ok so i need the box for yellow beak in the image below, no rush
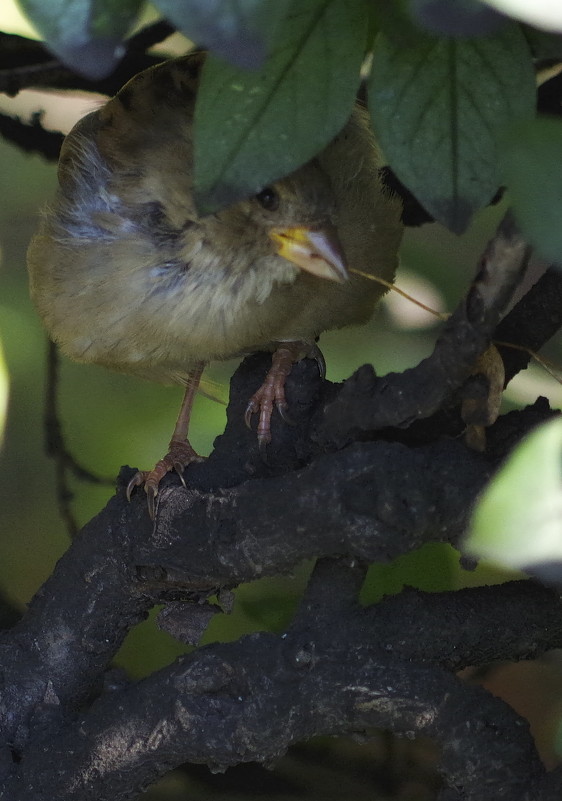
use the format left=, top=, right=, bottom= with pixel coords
left=269, top=224, right=348, bottom=283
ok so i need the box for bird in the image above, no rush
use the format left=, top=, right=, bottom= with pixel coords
left=27, top=51, right=403, bottom=518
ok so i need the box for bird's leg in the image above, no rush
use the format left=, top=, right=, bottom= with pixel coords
left=126, top=362, right=205, bottom=518
left=245, top=341, right=324, bottom=457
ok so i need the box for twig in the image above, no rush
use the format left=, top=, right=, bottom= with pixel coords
left=44, top=339, right=113, bottom=536
left=0, top=23, right=175, bottom=97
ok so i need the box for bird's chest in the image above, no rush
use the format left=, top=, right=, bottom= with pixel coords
left=138, top=260, right=300, bottom=366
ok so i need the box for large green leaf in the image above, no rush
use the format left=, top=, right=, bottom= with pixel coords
left=193, top=0, right=368, bottom=213
left=466, top=417, right=562, bottom=573
left=501, top=117, right=562, bottom=264
left=17, top=0, right=143, bottom=78
left=153, top=0, right=291, bottom=69
left=524, top=27, right=562, bottom=58
left=368, top=24, right=535, bottom=232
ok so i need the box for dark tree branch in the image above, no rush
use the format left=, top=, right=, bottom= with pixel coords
left=495, top=265, right=562, bottom=383
left=0, top=23, right=176, bottom=97
left=0, top=323, right=558, bottom=795
left=0, top=392, right=559, bottom=798
left=7, top=580, right=562, bottom=800
left=316, top=211, right=532, bottom=448
left=290, top=555, right=369, bottom=631
left=537, top=766, right=562, bottom=801
left=0, top=110, right=63, bottom=160
left=0, top=430, right=489, bottom=742
left=0, top=24, right=179, bottom=164
left=0, top=215, right=559, bottom=796
left=3, top=644, right=545, bottom=801
left=0, top=355, right=560, bottom=797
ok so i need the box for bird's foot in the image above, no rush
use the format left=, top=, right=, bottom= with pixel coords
left=245, top=342, right=324, bottom=458
left=126, top=440, right=203, bottom=519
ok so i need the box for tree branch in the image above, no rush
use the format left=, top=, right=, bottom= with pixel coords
left=0, top=247, right=558, bottom=792
left=0, top=23, right=175, bottom=97
left=495, top=265, right=562, bottom=383
left=3, top=612, right=550, bottom=801
left=316, top=211, right=532, bottom=447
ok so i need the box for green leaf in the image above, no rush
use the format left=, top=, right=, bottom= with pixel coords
left=466, top=418, right=562, bottom=571
left=193, top=0, right=368, bottom=213
left=523, top=26, right=562, bottom=59
left=368, top=24, right=535, bottom=233
left=153, top=0, right=291, bottom=69
left=368, top=0, right=420, bottom=47
left=501, top=117, right=562, bottom=265
left=16, top=0, right=143, bottom=78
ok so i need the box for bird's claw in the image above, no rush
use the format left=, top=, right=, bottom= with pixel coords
left=245, top=398, right=295, bottom=431
left=126, top=441, right=202, bottom=519
left=173, top=461, right=188, bottom=488
left=245, top=343, right=323, bottom=456
left=126, top=470, right=160, bottom=520
left=145, top=482, right=158, bottom=521
left=244, top=400, right=258, bottom=431
left=276, top=401, right=295, bottom=426
left=311, top=344, right=326, bottom=380
left=244, top=347, right=299, bottom=457
left=126, top=470, right=147, bottom=503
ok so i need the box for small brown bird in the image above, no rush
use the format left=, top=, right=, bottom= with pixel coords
left=28, top=52, right=403, bottom=516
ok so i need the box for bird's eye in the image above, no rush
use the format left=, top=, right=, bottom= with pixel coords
left=255, top=186, right=279, bottom=211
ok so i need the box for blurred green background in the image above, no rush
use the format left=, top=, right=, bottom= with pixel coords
left=2, top=4, right=562, bottom=791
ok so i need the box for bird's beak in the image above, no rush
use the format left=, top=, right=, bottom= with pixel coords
left=269, top=224, right=348, bottom=283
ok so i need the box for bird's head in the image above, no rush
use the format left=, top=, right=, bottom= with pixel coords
left=204, top=158, right=349, bottom=285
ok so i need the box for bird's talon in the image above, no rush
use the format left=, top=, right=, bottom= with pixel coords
left=276, top=402, right=295, bottom=426
left=126, top=471, right=145, bottom=502
left=173, top=462, right=187, bottom=488
left=313, top=348, right=326, bottom=379
left=245, top=403, right=257, bottom=430
left=146, top=485, right=158, bottom=521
